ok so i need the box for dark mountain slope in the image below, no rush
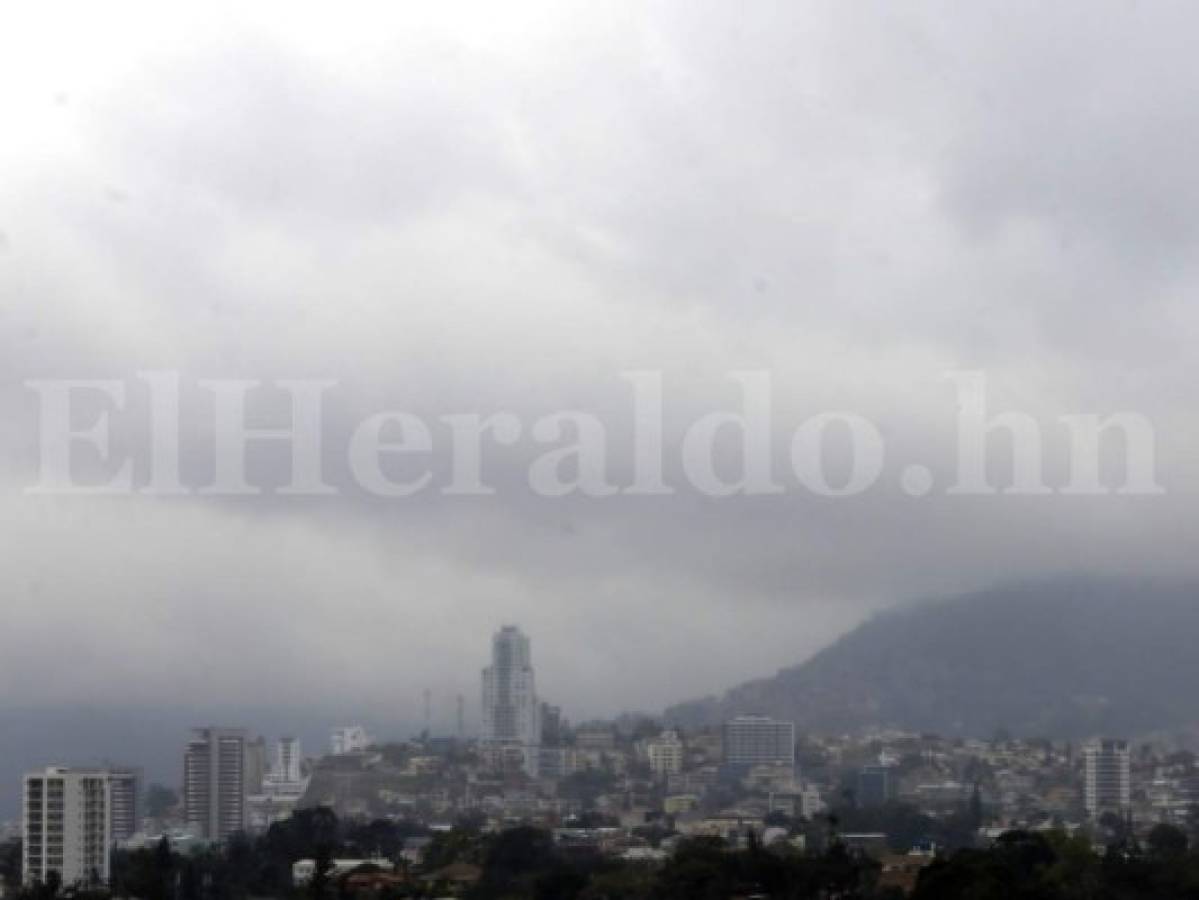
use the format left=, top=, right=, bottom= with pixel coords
left=665, top=578, right=1199, bottom=738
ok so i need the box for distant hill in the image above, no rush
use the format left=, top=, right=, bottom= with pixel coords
left=665, top=578, right=1199, bottom=738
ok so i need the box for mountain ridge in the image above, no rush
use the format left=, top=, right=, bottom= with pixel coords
left=664, top=576, right=1199, bottom=738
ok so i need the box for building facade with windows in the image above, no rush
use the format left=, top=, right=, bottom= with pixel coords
left=722, top=716, right=795, bottom=768
left=482, top=626, right=540, bottom=776
left=275, top=737, right=302, bottom=784
left=647, top=730, right=685, bottom=777
left=107, top=767, right=140, bottom=843
left=1084, top=739, right=1131, bottom=816
left=184, top=727, right=248, bottom=840
left=23, top=767, right=113, bottom=888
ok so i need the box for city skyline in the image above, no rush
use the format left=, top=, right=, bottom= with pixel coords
left=3, top=2, right=1199, bottom=896
left=3, top=618, right=1190, bottom=897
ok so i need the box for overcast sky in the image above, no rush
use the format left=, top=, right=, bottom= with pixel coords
left=2, top=1, right=1198, bottom=726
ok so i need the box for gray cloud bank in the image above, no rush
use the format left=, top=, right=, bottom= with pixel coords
left=1, top=1, right=1198, bottom=722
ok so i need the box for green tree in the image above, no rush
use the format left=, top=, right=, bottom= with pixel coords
left=1146, top=822, right=1188, bottom=860
left=310, top=843, right=334, bottom=900
left=577, top=866, right=654, bottom=900
left=653, top=837, right=732, bottom=900
left=113, top=836, right=176, bottom=900
left=422, top=827, right=483, bottom=871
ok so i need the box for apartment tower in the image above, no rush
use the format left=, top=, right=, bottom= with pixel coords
left=23, top=767, right=113, bottom=888
left=183, top=727, right=248, bottom=840
left=1084, top=739, right=1131, bottom=817
left=481, top=625, right=540, bottom=776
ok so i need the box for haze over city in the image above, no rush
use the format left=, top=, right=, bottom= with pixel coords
left=3, top=2, right=1199, bottom=898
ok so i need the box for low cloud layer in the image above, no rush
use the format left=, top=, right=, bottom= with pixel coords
left=2, top=1, right=1198, bottom=723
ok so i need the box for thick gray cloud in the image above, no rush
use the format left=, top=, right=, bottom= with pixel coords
left=1, top=0, right=1198, bottom=725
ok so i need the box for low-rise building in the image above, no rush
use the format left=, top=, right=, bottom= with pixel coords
left=647, top=730, right=684, bottom=777
left=331, top=726, right=372, bottom=756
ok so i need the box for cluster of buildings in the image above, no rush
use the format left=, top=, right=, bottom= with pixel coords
left=184, top=728, right=312, bottom=839
left=18, top=729, right=318, bottom=888
left=14, top=625, right=1195, bottom=892
left=300, top=628, right=1173, bottom=846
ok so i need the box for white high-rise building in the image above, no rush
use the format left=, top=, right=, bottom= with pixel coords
left=482, top=625, right=540, bottom=776
left=261, top=736, right=307, bottom=804
left=1084, top=739, right=1131, bottom=817
left=331, top=726, right=372, bottom=755
left=275, top=737, right=302, bottom=783
left=23, top=768, right=113, bottom=888
left=184, top=727, right=247, bottom=840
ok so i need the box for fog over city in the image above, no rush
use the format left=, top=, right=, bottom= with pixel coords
left=4, top=0, right=1199, bottom=724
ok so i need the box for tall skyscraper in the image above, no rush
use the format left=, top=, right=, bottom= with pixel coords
left=183, top=727, right=247, bottom=840
left=482, top=625, right=540, bottom=776
left=1084, top=739, right=1131, bottom=817
left=23, top=767, right=113, bottom=888
left=723, top=716, right=796, bottom=768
